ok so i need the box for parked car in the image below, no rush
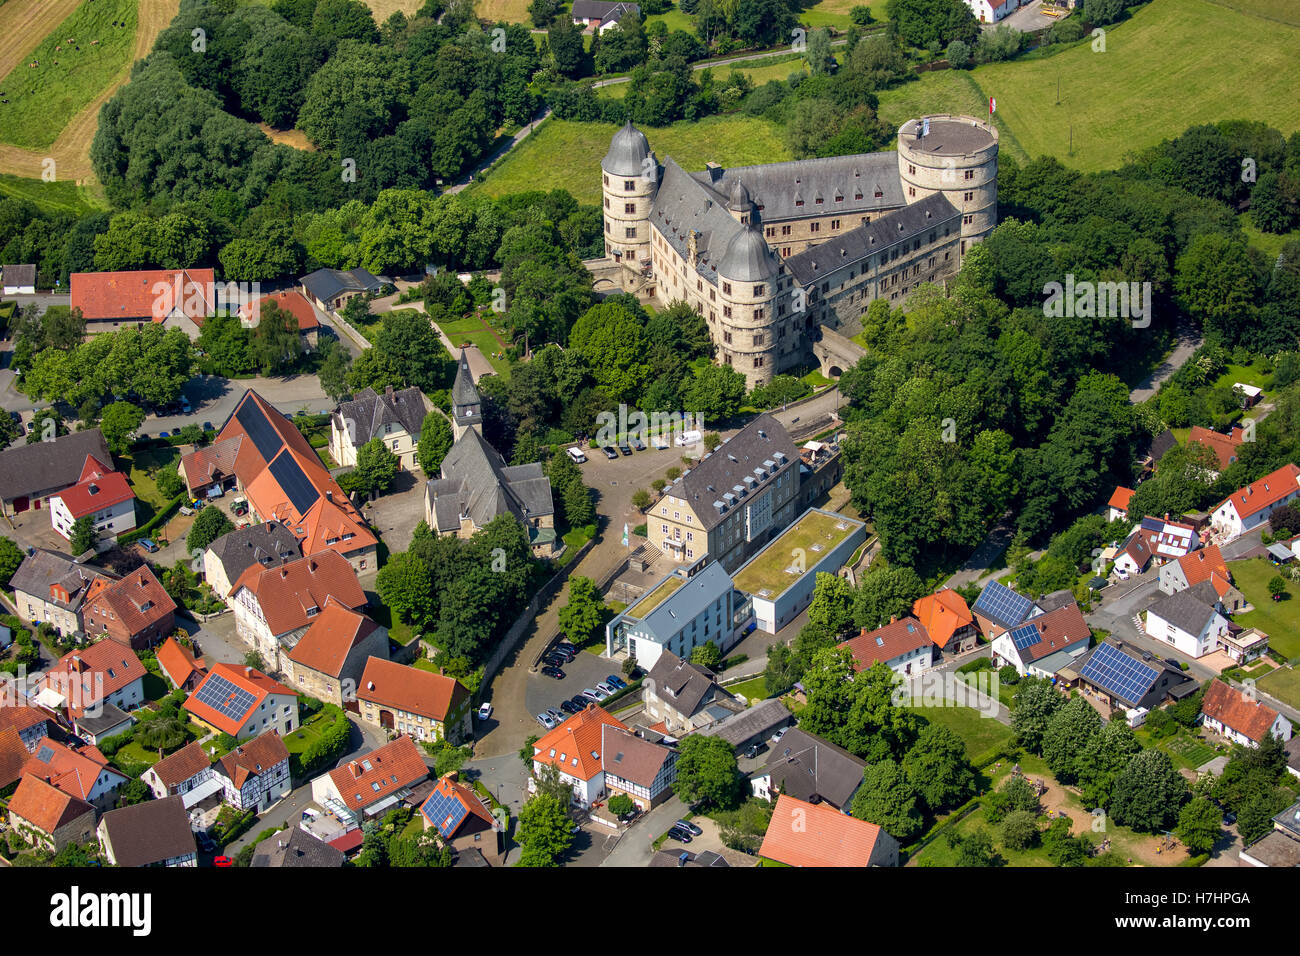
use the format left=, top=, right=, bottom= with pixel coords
left=559, top=699, right=582, bottom=716
left=604, top=675, right=627, bottom=690
left=202, top=421, right=214, bottom=432
left=536, top=712, right=558, bottom=730
left=595, top=681, right=617, bottom=696
left=630, top=436, right=646, bottom=451
left=139, top=539, right=159, bottom=554
left=601, top=446, right=619, bottom=460
left=158, top=431, right=170, bottom=439
left=744, top=742, right=765, bottom=760
left=580, top=688, right=603, bottom=703
left=652, top=434, right=670, bottom=449
left=179, top=398, right=191, bottom=413
left=546, top=707, right=566, bottom=724
left=196, top=832, right=216, bottom=853
left=769, top=727, right=789, bottom=746
left=541, top=666, right=566, bottom=680
left=556, top=640, right=576, bottom=653
left=213, top=856, right=233, bottom=868
left=477, top=702, right=493, bottom=721
left=566, top=447, right=587, bottom=464
left=675, top=819, right=703, bottom=836
left=667, top=826, right=693, bottom=844
left=618, top=442, right=632, bottom=456
left=569, top=695, right=591, bottom=711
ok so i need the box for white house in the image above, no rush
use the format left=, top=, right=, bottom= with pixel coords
left=329, top=385, right=430, bottom=472
left=1212, top=463, right=1300, bottom=541
left=963, top=0, right=1023, bottom=23
left=989, top=602, right=1091, bottom=679
left=1, top=264, right=36, bottom=295
left=605, top=560, right=743, bottom=671
left=1200, top=680, right=1292, bottom=748
left=1112, top=529, right=1152, bottom=578
left=531, top=705, right=627, bottom=808
left=1143, top=581, right=1231, bottom=659
left=213, top=732, right=292, bottom=812
left=48, top=456, right=136, bottom=547
left=841, top=616, right=936, bottom=679
left=141, top=741, right=220, bottom=807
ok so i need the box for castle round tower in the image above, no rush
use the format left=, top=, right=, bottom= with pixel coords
left=601, top=121, right=658, bottom=284
left=896, top=114, right=998, bottom=254
left=715, top=220, right=782, bottom=389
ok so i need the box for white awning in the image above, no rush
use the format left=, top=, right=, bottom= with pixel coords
left=363, top=794, right=401, bottom=817
left=181, top=776, right=225, bottom=809
left=35, top=687, right=66, bottom=709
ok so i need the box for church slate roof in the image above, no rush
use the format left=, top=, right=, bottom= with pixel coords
left=426, top=430, right=553, bottom=533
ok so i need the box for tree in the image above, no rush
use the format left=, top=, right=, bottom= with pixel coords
left=1041, top=696, right=1103, bottom=784
left=156, top=468, right=187, bottom=500
left=557, top=576, right=608, bottom=646
left=1174, top=233, right=1259, bottom=346
left=516, top=791, right=574, bottom=866
left=1109, top=748, right=1189, bottom=832
left=945, top=828, right=998, bottom=867
left=317, top=338, right=353, bottom=403
left=376, top=551, right=435, bottom=628
left=608, top=793, right=635, bottom=817
left=114, top=779, right=154, bottom=809
left=631, top=488, right=652, bottom=511
left=0, top=536, right=24, bottom=588
left=1176, top=796, right=1223, bottom=856
left=850, top=758, right=923, bottom=842
left=1078, top=718, right=1142, bottom=808
left=417, top=411, right=454, bottom=475
left=1268, top=575, right=1288, bottom=601
left=807, top=572, right=855, bottom=638
left=352, top=437, right=401, bottom=497
left=901, top=724, right=975, bottom=813
left=99, top=401, right=146, bottom=455
left=684, top=364, right=747, bottom=424
left=1000, top=809, right=1040, bottom=851
left=673, top=734, right=744, bottom=811
left=187, top=507, right=234, bottom=554
left=562, top=479, right=595, bottom=529
left=690, top=640, right=722, bottom=671
left=1010, top=677, right=1062, bottom=753
left=69, top=517, right=97, bottom=556
left=569, top=302, right=649, bottom=404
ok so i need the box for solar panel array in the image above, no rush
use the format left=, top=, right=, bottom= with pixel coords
left=422, top=788, right=468, bottom=838
left=268, top=453, right=320, bottom=516
left=1079, top=643, right=1157, bottom=705
left=236, top=399, right=285, bottom=463
left=972, top=581, right=1033, bottom=630
left=1009, top=622, right=1043, bottom=651
left=194, top=672, right=257, bottom=723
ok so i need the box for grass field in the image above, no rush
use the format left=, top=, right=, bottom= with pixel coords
left=875, top=69, right=993, bottom=143
left=1240, top=216, right=1300, bottom=258
left=0, top=171, right=102, bottom=214
left=435, top=312, right=511, bottom=376
left=473, top=115, right=791, bottom=205
left=910, top=704, right=1014, bottom=763
left=1202, top=0, right=1300, bottom=25
left=645, top=6, right=694, bottom=33
left=477, top=0, right=530, bottom=22
left=796, top=0, right=888, bottom=30
left=0, top=0, right=139, bottom=151
left=1227, top=557, right=1300, bottom=660
left=1257, top=666, right=1300, bottom=710
left=969, top=0, right=1300, bottom=173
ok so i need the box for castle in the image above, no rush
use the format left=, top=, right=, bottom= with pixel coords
left=598, top=114, right=999, bottom=387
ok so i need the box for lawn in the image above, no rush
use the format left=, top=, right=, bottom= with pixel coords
left=370, top=600, right=416, bottom=646
left=967, top=0, right=1300, bottom=174
left=282, top=711, right=330, bottom=757
left=910, top=704, right=1014, bottom=764
left=727, top=675, right=768, bottom=702
left=1227, top=557, right=1300, bottom=660
left=1258, top=666, right=1300, bottom=710
left=0, top=172, right=103, bottom=216
left=1239, top=216, right=1300, bottom=259
left=434, top=311, right=511, bottom=377
left=1211, top=360, right=1273, bottom=394
left=120, top=446, right=182, bottom=526
left=472, top=115, right=791, bottom=206
left=874, top=69, right=995, bottom=149
left=644, top=5, right=694, bottom=33
left=1203, top=0, right=1300, bottom=24
left=627, top=574, right=684, bottom=617
left=796, top=0, right=888, bottom=30
left=0, top=0, right=139, bottom=150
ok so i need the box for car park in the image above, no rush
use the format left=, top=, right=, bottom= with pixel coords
left=675, top=819, right=703, bottom=836
left=477, top=702, right=493, bottom=721
left=618, top=442, right=632, bottom=456
left=580, top=688, right=603, bottom=702
left=601, top=446, right=619, bottom=460
left=536, top=712, right=558, bottom=730
left=541, top=665, right=566, bottom=680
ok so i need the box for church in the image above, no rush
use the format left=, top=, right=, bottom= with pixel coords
left=595, top=114, right=999, bottom=387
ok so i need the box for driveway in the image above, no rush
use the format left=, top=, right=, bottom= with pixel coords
left=362, top=470, right=428, bottom=555
left=600, top=795, right=687, bottom=867
left=987, top=0, right=1063, bottom=33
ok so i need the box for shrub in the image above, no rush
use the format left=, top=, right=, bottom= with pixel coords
left=1001, top=809, right=1041, bottom=850
left=958, top=657, right=995, bottom=674
left=998, top=664, right=1021, bottom=685
left=608, top=794, right=635, bottom=817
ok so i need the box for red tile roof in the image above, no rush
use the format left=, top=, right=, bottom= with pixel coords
left=234, top=550, right=366, bottom=638
left=1012, top=603, right=1092, bottom=663
left=287, top=599, right=379, bottom=678
left=1201, top=679, right=1281, bottom=744
left=840, top=617, right=933, bottom=671
left=327, top=736, right=428, bottom=813
left=41, top=640, right=149, bottom=718
left=148, top=740, right=213, bottom=789
left=0, top=704, right=53, bottom=738
left=328, top=828, right=365, bottom=853
left=179, top=436, right=243, bottom=490
left=532, top=705, right=627, bottom=783
left=0, top=726, right=27, bottom=789
left=1176, top=545, right=1229, bottom=589
left=70, top=269, right=216, bottom=322
left=1108, top=486, right=1135, bottom=512
left=759, top=793, right=888, bottom=867
left=82, top=565, right=177, bottom=643
left=238, top=290, right=320, bottom=331
left=1188, top=426, right=1245, bottom=470
left=355, top=658, right=468, bottom=723
left=155, top=636, right=205, bottom=689
left=420, top=773, right=497, bottom=839
left=217, top=731, right=290, bottom=789
left=24, top=736, right=124, bottom=801
left=7, top=773, right=94, bottom=835
left=185, top=663, right=296, bottom=737
left=1218, top=463, right=1300, bottom=521
left=912, top=589, right=973, bottom=650
left=54, top=456, right=134, bottom=520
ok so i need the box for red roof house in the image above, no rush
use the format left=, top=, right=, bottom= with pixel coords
left=70, top=269, right=216, bottom=324
left=759, top=793, right=899, bottom=867
left=81, top=565, right=177, bottom=650
left=912, top=589, right=975, bottom=652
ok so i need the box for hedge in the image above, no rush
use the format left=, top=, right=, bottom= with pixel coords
left=213, top=806, right=257, bottom=848
left=119, top=492, right=188, bottom=545
left=290, top=705, right=351, bottom=781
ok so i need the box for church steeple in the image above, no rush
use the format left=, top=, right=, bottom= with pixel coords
left=451, top=349, right=481, bottom=440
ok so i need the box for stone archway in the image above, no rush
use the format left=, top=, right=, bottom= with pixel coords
left=828, top=365, right=843, bottom=378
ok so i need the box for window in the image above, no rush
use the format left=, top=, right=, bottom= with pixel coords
left=625, top=202, right=636, bottom=214
left=831, top=219, right=840, bottom=230
left=810, top=222, right=820, bottom=233
left=723, top=306, right=732, bottom=318
left=625, top=227, right=637, bottom=238
left=722, top=282, right=731, bottom=294
left=603, top=197, right=609, bottom=208
left=908, top=186, right=916, bottom=198
left=754, top=356, right=765, bottom=368
left=963, top=192, right=973, bottom=202
left=765, top=227, right=775, bottom=237
left=907, top=164, right=915, bottom=175
left=781, top=225, right=791, bottom=236
left=964, top=169, right=974, bottom=180
left=795, top=199, right=804, bottom=207
left=723, top=331, right=732, bottom=344
left=854, top=192, right=863, bottom=200
left=624, top=180, right=635, bottom=190
left=753, top=284, right=765, bottom=296
left=753, top=333, right=765, bottom=346
left=603, top=175, right=609, bottom=186
left=963, top=215, right=974, bottom=225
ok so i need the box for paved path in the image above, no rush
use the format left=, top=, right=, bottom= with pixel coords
left=1129, top=330, right=1202, bottom=404
left=599, top=795, right=687, bottom=867
left=446, top=108, right=552, bottom=195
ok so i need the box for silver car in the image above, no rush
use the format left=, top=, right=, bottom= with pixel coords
left=536, top=712, right=558, bottom=730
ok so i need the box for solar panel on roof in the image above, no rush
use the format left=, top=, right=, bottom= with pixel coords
left=235, top=398, right=285, bottom=463
left=422, top=789, right=468, bottom=838
left=268, top=452, right=320, bottom=516
left=194, top=672, right=257, bottom=723
left=1009, top=622, right=1042, bottom=651
left=972, top=581, right=1033, bottom=630
left=1079, top=643, right=1158, bottom=706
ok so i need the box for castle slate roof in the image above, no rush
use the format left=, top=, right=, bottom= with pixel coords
left=602, top=120, right=653, bottom=177
left=426, top=429, right=553, bottom=533
left=718, top=223, right=781, bottom=282
left=696, top=150, right=903, bottom=224
left=784, top=192, right=960, bottom=286
left=334, top=386, right=428, bottom=447
left=652, top=156, right=752, bottom=289
left=665, top=413, right=797, bottom=531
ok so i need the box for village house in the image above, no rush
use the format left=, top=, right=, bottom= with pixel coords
left=1144, top=580, right=1232, bottom=659
left=532, top=704, right=628, bottom=808
left=751, top=727, right=866, bottom=811
left=69, top=268, right=217, bottom=335
left=0, top=727, right=27, bottom=792
left=8, top=549, right=109, bottom=639
left=310, top=735, right=428, bottom=824
left=97, top=795, right=197, bottom=868
left=80, top=564, right=177, bottom=650
left=251, top=826, right=346, bottom=867
left=285, top=599, right=388, bottom=707
left=1, top=263, right=36, bottom=294
left=913, top=588, right=978, bottom=657
left=1075, top=640, right=1200, bottom=721
left=0, top=428, right=113, bottom=520
left=0, top=705, right=57, bottom=753
left=1107, top=486, right=1135, bottom=522
left=330, top=385, right=430, bottom=472
left=1112, top=528, right=1153, bottom=578
left=696, top=698, right=795, bottom=754
left=419, top=772, right=506, bottom=866
left=237, top=289, right=322, bottom=348
left=155, top=635, right=208, bottom=692
left=991, top=602, right=1092, bottom=679
left=354, top=657, right=472, bottom=745
left=299, top=266, right=384, bottom=313
left=571, top=0, right=639, bottom=32
left=641, top=651, right=743, bottom=735
left=1212, top=463, right=1300, bottom=541
left=5, top=774, right=96, bottom=853
left=1240, top=800, right=1300, bottom=867
left=601, top=724, right=678, bottom=812
left=34, top=639, right=148, bottom=721
left=759, top=793, right=900, bottom=867
left=141, top=740, right=220, bottom=807
left=970, top=579, right=1038, bottom=642
left=1199, top=680, right=1292, bottom=748
left=184, top=663, right=299, bottom=741
left=203, top=521, right=302, bottom=600
left=212, top=731, right=292, bottom=812
left=70, top=702, right=135, bottom=745
left=48, top=455, right=136, bottom=547
left=1188, top=425, right=1246, bottom=474
left=230, top=549, right=367, bottom=672
left=23, top=737, right=128, bottom=811
left=841, top=616, right=936, bottom=678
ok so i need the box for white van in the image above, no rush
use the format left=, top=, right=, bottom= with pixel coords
left=566, top=446, right=588, bottom=464
left=675, top=430, right=702, bottom=446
